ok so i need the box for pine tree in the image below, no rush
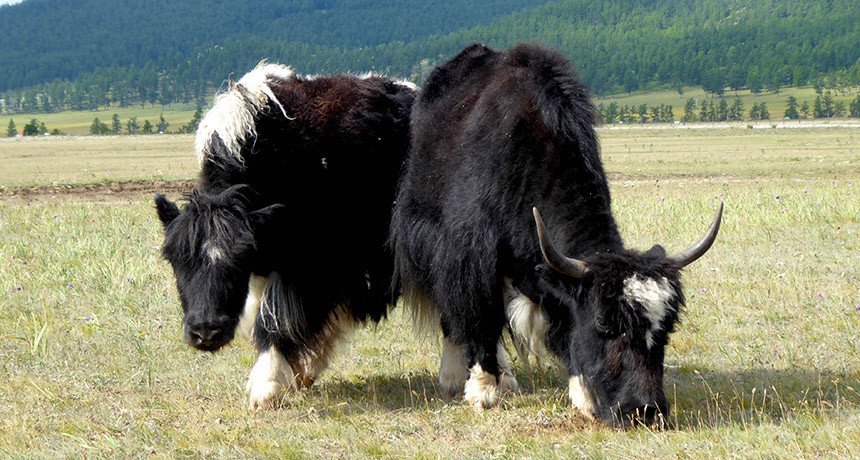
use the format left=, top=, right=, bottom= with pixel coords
left=749, top=103, right=760, bottom=121
left=157, top=114, right=169, bottom=134
left=729, top=97, right=744, bottom=121
left=22, top=118, right=46, bottom=136
left=717, top=99, right=728, bottom=121
left=637, top=104, right=648, bottom=123
left=759, top=103, right=770, bottom=120
left=822, top=91, right=834, bottom=118
left=126, top=116, right=140, bottom=134
left=783, top=96, right=799, bottom=119
left=833, top=101, right=846, bottom=118
left=90, top=117, right=103, bottom=135
left=683, top=98, right=696, bottom=122
left=6, top=118, right=16, bottom=137
left=850, top=96, right=860, bottom=118
left=698, top=99, right=709, bottom=122
left=184, top=106, right=203, bottom=132
left=605, top=102, right=618, bottom=124
left=800, top=100, right=810, bottom=119
left=813, top=95, right=824, bottom=118
left=111, top=114, right=122, bottom=135
left=142, top=119, right=154, bottom=134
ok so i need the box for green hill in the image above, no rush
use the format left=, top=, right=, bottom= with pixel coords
left=0, top=0, right=857, bottom=114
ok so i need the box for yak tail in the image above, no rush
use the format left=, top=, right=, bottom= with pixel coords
left=194, top=61, right=295, bottom=167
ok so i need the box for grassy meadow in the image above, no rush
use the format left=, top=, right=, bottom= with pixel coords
left=0, top=127, right=858, bottom=457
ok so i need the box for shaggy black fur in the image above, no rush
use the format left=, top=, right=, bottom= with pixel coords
left=391, top=43, right=715, bottom=426
left=156, top=72, right=414, bottom=375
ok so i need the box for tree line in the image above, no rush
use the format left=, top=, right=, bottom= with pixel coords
left=5, top=108, right=203, bottom=137
left=0, top=0, right=857, bottom=115
left=597, top=93, right=860, bottom=124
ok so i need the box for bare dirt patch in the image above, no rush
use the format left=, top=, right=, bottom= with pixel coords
left=0, top=180, right=195, bottom=204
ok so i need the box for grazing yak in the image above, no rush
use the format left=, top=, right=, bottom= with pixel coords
left=154, top=63, right=416, bottom=409
left=390, top=43, right=721, bottom=426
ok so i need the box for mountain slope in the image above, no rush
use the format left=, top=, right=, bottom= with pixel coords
left=0, top=0, right=857, bottom=111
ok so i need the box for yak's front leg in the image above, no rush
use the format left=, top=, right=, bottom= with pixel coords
left=245, top=345, right=296, bottom=410
left=462, top=340, right=519, bottom=409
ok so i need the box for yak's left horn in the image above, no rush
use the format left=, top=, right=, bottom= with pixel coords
left=533, top=207, right=589, bottom=278
left=669, top=202, right=723, bottom=268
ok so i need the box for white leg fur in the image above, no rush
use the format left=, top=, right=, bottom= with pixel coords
left=463, top=343, right=519, bottom=409
left=236, top=274, right=267, bottom=340
left=439, top=338, right=469, bottom=396
left=568, top=374, right=597, bottom=419
left=246, top=346, right=295, bottom=410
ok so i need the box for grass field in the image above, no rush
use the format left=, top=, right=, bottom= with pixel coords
left=0, top=128, right=858, bottom=457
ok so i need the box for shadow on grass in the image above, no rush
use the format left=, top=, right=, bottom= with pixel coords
left=305, top=364, right=858, bottom=430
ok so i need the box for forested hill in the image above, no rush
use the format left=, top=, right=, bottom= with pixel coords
left=1, top=0, right=858, bottom=113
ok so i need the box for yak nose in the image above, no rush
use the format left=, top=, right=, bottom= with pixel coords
left=616, top=399, right=670, bottom=429
left=185, top=319, right=233, bottom=351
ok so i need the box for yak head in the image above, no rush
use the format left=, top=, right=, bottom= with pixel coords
left=154, top=185, right=280, bottom=352
left=532, top=204, right=722, bottom=428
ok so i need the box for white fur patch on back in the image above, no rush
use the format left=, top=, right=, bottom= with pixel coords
left=568, top=374, right=596, bottom=419
left=236, top=274, right=267, bottom=340
left=622, top=275, right=676, bottom=348
left=504, top=279, right=549, bottom=358
left=394, top=79, right=419, bottom=91
left=246, top=346, right=295, bottom=410
left=195, top=61, right=294, bottom=166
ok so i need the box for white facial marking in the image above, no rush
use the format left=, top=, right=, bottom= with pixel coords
left=504, top=279, right=549, bottom=358
left=236, top=274, right=266, bottom=340
left=438, top=338, right=469, bottom=397
left=568, top=374, right=597, bottom=419
left=202, top=239, right=225, bottom=263
left=246, top=346, right=295, bottom=410
left=195, top=61, right=294, bottom=166
left=622, top=275, right=676, bottom=349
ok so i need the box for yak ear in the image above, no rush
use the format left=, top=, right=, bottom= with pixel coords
left=154, top=194, right=180, bottom=226
left=645, top=244, right=666, bottom=258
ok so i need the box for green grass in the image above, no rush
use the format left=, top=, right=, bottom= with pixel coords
left=0, top=135, right=197, bottom=188
left=0, top=129, right=858, bottom=457
left=0, top=102, right=202, bottom=136
left=598, top=86, right=859, bottom=121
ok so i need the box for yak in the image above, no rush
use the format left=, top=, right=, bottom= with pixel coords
left=155, top=63, right=415, bottom=409
left=390, top=43, right=721, bottom=427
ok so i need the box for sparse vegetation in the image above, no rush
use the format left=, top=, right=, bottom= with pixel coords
left=0, top=128, right=857, bottom=457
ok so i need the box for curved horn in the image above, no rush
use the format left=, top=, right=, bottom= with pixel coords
left=669, top=202, right=724, bottom=268
left=533, top=207, right=588, bottom=278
